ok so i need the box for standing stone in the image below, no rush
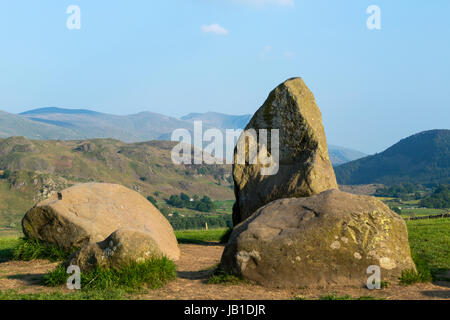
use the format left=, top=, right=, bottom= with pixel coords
left=232, top=77, right=338, bottom=225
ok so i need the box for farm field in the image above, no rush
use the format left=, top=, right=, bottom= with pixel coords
left=401, top=208, right=448, bottom=217
left=406, top=219, right=450, bottom=281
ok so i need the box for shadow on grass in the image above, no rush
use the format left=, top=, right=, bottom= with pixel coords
left=0, top=238, right=25, bottom=263
left=176, top=238, right=224, bottom=246
left=0, top=249, right=15, bottom=263
left=6, top=273, right=47, bottom=286
left=432, top=268, right=450, bottom=284
left=421, top=289, right=450, bottom=299
left=177, top=270, right=213, bottom=281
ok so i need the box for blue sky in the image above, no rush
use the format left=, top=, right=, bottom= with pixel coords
left=0, top=0, right=449, bottom=154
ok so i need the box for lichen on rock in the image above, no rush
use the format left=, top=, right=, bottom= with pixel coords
left=220, top=189, right=416, bottom=288
left=232, top=77, right=338, bottom=225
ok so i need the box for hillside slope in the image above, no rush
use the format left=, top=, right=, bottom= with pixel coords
left=0, top=137, right=233, bottom=232
left=335, top=130, right=450, bottom=186
left=0, top=110, right=80, bottom=140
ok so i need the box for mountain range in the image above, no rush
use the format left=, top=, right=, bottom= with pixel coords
left=0, top=107, right=366, bottom=165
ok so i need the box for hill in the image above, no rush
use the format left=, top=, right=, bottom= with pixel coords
left=335, top=130, right=450, bottom=186
left=0, top=137, right=233, bottom=233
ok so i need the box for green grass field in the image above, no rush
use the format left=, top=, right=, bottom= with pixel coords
left=0, top=237, right=24, bottom=261
left=401, top=208, right=448, bottom=217
left=0, top=289, right=130, bottom=300
left=214, top=200, right=234, bottom=214
left=406, top=218, right=450, bottom=280
left=174, top=228, right=229, bottom=244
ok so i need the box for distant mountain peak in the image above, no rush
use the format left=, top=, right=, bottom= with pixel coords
left=180, top=112, right=252, bottom=130
left=20, top=107, right=102, bottom=116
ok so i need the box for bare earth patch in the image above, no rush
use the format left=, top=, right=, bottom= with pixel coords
left=1, top=244, right=449, bottom=300
left=0, top=259, right=60, bottom=294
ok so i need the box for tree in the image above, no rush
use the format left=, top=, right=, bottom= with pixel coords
left=180, top=193, right=190, bottom=202
left=391, top=207, right=402, bottom=214
left=166, top=195, right=184, bottom=208
left=146, top=195, right=158, bottom=208
left=420, top=185, right=450, bottom=209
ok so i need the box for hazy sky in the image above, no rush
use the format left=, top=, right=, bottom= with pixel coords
left=0, top=0, right=449, bottom=154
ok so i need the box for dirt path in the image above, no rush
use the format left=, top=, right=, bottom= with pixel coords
left=0, top=259, right=59, bottom=294
left=141, top=244, right=295, bottom=300
left=0, top=244, right=449, bottom=300
left=141, top=244, right=450, bottom=300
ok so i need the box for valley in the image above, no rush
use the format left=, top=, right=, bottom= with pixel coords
left=0, top=136, right=234, bottom=237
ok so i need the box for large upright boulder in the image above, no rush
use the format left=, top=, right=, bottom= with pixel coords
left=22, top=183, right=180, bottom=261
left=232, top=77, right=338, bottom=225
left=220, top=189, right=416, bottom=288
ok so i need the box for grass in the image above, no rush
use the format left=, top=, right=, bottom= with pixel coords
left=13, top=238, right=76, bottom=262
left=175, top=228, right=229, bottom=244
left=319, top=294, right=382, bottom=300
left=207, top=268, right=248, bottom=285
left=0, top=288, right=129, bottom=300
left=401, top=208, right=448, bottom=217
left=405, top=218, right=450, bottom=282
left=214, top=200, right=234, bottom=214
left=400, top=268, right=432, bottom=285
left=0, top=180, right=34, bottom=237
left=44, top=257, right=177, bottom=291
left=0, top=237, right=24, bottom=261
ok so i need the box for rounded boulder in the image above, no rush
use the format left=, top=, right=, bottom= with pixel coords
left=22, top=183, right=180, bottom=261
left=220, top=189, right=416, bottom=288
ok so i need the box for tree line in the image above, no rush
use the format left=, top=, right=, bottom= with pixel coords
left=164, top=193, right=216, bottom=212
left=420, top=185, right=449, bottom=209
